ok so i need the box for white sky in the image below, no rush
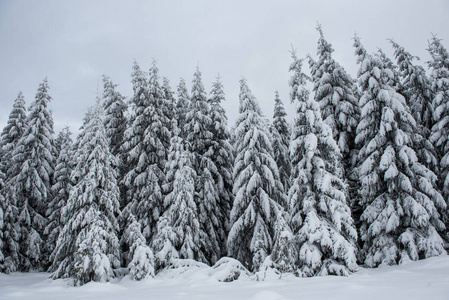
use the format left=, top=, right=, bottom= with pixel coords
left=1, top=0, right=448, bottom=135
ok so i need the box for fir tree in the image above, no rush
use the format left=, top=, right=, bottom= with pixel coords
left=309, top=25, right=359, bottom=158
left=184, top=67, right=223, bottom=264
left=428, top=36, right=449, bottom=225
left=354, top=36, right=446, bottom=267
left=162, top=77, right=176, bottom=133
left=151, top=215, right=178, bottom=270
left=227, top=78, right=284, bottom=271
left=208, top=76, right=234, bottom=255
left=390, top=40, right=438, bottom=172
left=121, top=214, right=155, bottom=280
left=122, top=61, right=167, bottom=242
left=51, top=103, right=121, bottom=286
left=271, top=91, right=291, bottom=195
left=157, top=129, right=205, bottom=263
left=288, top=51, right=357, bottom=276
left=45, top=126, right=73, bottom=268
left=152, top=123, right=183, bottom=269
left=0, top=92, right=27, bottom=179
left=176, top=78, right=190, bottom=139
left=376, top=48, right=401, bottom=91
left=12, top=78, right=56, bottom=271
left=0, top=92, right=26, bottom=272
left=0, top=168, right=5, bottom=269
left=102, top=75, right=128, bottom=159
left=271, top=211, right=298, bottom=273
left=121, top=60, right=148, bottom=211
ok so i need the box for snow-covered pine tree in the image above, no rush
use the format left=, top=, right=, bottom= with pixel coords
left=227, top=78, right=285, bottom=272
left=45, top=126, right=73, bottom=268
left=121, top=60, right=148, bottom=212
left=354, top=36, right=446, bottom=267
left=151, top=215, right=178, bottom=270
left=271, top=211, right=298, bottom=273
left=152, top=122, right=183, bottom=269
left=50, top=102, right=121, bottom=286
left=147, top=64, right=171, bottom=169
left=390, top=40, right=438, bottom=173
left=11, top=78, right=56, bottom=271
left=176, top=78, right=190, bottom=139
left=0, top=167, right=5, bottom=269
left=158, top=130, right=205, bottom=262
left=0, top=170, right=19, bottom=273
left=310, top=25, right=359, bottom=159
left=208, top=76, right=234, bottom=255
left=376, top=48, right=402, bottom=91
left=288, top=50, right=357, bottom=276
left=389, top=40, right=447, bottom=245
left=0, top=92, right=27, bottom=179
left=122, top=60, right=167, bottom=242
left=184, top=67, right=223, bottom=264
left=271, top=91, right=291, bottom=195
left=121, top=214, right=155, bottom=280
left=102, top=75, right=128, bottom=159
left=162, top=77, right=176, bottom=133
left=0, top=92, right=26, bottom=272
left=428, top=36, right=449, bottom=229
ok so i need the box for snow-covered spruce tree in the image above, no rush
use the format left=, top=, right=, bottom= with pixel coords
left=50, top=102, right=121, bottom=286
left=354, top=36, right=446, bottom=267
left=309, top=26, right=359, bottom=159
left=159, top=132, right=205, bottom=263
left=271, top=211, right=298, bottom=273
left=428, top=36, right=449, bottom=223
left=11, top=78, right=56, bottom=271
left=151, top=215, right=178, bottom=270
left=390, top=40, right=438, bottom=173
left=227, top=78, right=285, bottom=272
left=176, top=78, right=190, bottom=139
left=121, top=214, right=155, bottom=280
left=390, top=40, right=446, bottom=242
left=271, top=91, right=291, bottom=195
left=0, top=170, right=19, bottom=273
left=376, top=48, right=402, bottom=91
left=184, top=67, right=223, bottom=264
left=162, top=77, right=176, bottom=133
left=0, top=92, right=27, bottom=179
left=0, top=167, right=5, bottom=269
left=121, top=60, right=148, bottom=211
left=208, top=76, right=234, bottom=253
left=122, top=61, right=167, bottom=242
left=45, top=126, right=73, bottom=268
left=152, top=122, right=183, bottom=269
left=102, top=75, right=128, bottom=159
left=0, top=92, right=26, bottom=272
left=288, top=51, right=357, bottom=277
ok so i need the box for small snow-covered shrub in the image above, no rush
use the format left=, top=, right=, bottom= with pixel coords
left=209, top=257, right=251, bottom=282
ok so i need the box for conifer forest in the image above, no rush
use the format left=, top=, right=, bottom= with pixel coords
left=1, top=24, right=449, bottom=291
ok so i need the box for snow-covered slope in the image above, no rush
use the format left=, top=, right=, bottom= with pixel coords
left=0, top=255, right=448, bottom=300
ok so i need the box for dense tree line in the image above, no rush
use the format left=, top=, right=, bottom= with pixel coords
left=0, top=29, right=448, bottom=285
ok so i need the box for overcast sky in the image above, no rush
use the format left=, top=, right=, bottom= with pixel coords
left=1, top=0, right=448, bottom=135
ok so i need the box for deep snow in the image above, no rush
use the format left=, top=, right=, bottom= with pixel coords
left=0, top=255, right=448, bottom=300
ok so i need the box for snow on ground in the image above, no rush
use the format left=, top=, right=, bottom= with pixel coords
left=1, top=255, right=448, bottom=300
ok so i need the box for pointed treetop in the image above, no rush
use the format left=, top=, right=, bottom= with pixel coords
left=353, top=34, right=368, bottom=64
left=315, top=22, right=323, bottom=37
left=238, top=78, right=261, bottom=114
left=289, top=52, right=310, bottom=105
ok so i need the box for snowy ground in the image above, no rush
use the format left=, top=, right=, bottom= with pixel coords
left=1, top=256, right=448, bottom=300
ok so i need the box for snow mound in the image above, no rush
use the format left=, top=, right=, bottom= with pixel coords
left=158, top=258, right=251, bottom=282
left=209, top=257, right=251, bottom=282
left=158, top=258, right=209, bottom=280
